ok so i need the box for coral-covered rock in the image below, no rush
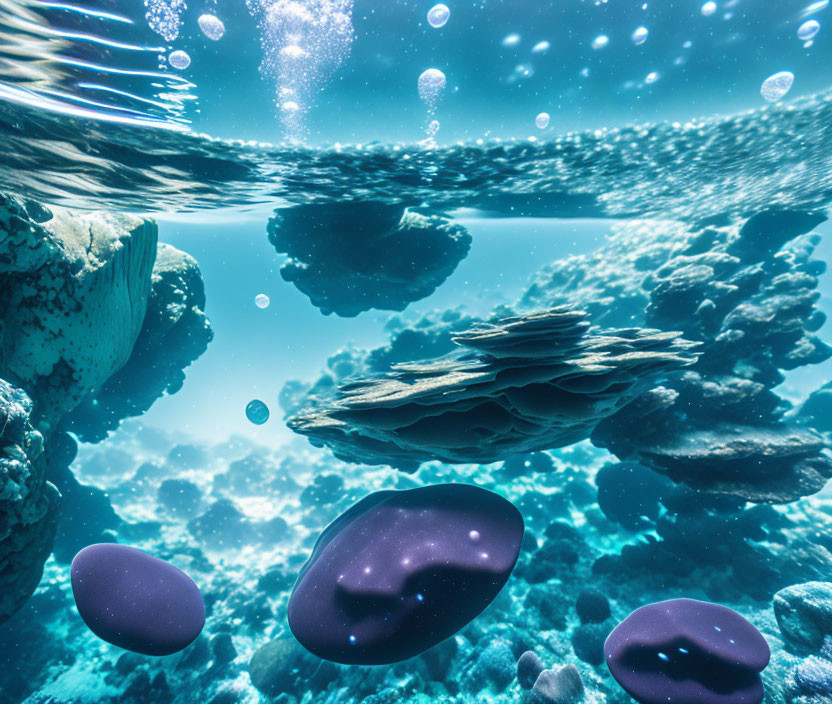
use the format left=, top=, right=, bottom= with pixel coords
left=0, top=194, right=157, bottom=425
left=288, top=308, right=697, bottom=469
left=0, top=379, right=59, bottom=622
left=288, top=483, right=523, bottom=664
left=65, top=243, right=212, bottom=442
left=774, top=582, right=832, bottom=655
left=268, top=202, right=471, bottom=317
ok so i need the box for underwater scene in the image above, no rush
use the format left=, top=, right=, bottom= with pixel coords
left=3, top=0, right=832, bottom=703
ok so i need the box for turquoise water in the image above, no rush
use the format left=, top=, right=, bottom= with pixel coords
left=2, top=2, right=832, bottom=704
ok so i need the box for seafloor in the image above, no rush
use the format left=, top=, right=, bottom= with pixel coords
left=2, top=90, right=832, bottom=704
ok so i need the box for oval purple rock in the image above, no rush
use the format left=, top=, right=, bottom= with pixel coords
left=288, top=483, right=524, bottom=665
left=71, top=543, right=205, bottom=656
left=604, top=598, right=770, bottom=704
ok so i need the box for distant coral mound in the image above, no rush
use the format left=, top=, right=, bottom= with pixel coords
left=268, top=202, right=471, bottom=317
left=287, top=307, right=698, bottom=469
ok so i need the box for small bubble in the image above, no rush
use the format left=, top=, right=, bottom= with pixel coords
left=645, top=71, right=660, bottom=84
left=701, top=1, right=717, bottom=16
left=592, top=34, right=609, bottom=50
left=531, top=40, right=550, bottom=53
left=427, top=4, right=450, bottom=28
left=245, top=400, right=270, bottom=425
left=197, top=13, right=225, bottom=40
left=535, top=112, right=550, bottom=129
left=255, top=294, right=270, bottom=309
left=798, top=19, right=820, bottom=40
left=502, top=33, right=521, bottom=47
left=469, top=530, right=481, bottom=542
left=631, top=26, right=649, bottom=45
left=168, top=49, right=191, bottom=70
left=760, top=71, right=794, bottom=102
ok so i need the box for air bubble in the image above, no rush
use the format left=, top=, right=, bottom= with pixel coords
left=427, top=4, right=449, bottom=28
left=701, top=2, right=717, bottom=16
left=198, top=13, right=225, bottom=40
left=418, top=68, right=446, bottom=108
left=535, top=112, right=550, bottom=129
left=760, top=71, right=794, bottom=102
left=798, top=19, right=820, bottom=40
left=592, top=34, right=609, bottom=50
left=168, top=50, right=191, bottom=69
left=631, top=26, right=648, bottom=45
left=255, top=294, right=270, bottom=309
left=245, top=400, right=270, bottom=425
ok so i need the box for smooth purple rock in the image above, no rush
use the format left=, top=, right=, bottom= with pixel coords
left=604, top=598, right=770, bottom=704
left=288, top=483, right=524, bottom=665
left=71, top=543, right=205, bottom=656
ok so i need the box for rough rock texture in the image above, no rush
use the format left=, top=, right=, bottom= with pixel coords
left=784, top=636, right=832, bottom=704
left=0, top=379, right=59, bottom=622
left=0, top=194, right=157, bottom=425
left=288, top=308, right=698, bottom=469
left=529, top=665, right=585, bottom=704
left=774, top=582, right=832, bottom=655
left=268, top=202, right=471, bottom=317
left=65, top=243, right=212, bottom=442
left=522, top=210, right=832, bottom=503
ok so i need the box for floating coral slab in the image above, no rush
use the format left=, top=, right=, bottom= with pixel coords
left=288, top=307, right=698, bottom=469
left=288, top=483, right=523, bottom=664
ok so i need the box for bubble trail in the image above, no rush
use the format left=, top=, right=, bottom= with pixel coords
left=761, top=71, right=794, bottom=102
left=427, top=4, right=449, bottom=28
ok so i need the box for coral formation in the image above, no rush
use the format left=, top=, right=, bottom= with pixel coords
left=288, top=484, right=523, bottom=664
left=288, top=307, right=698, bottom=469
left=268, top=202, right=471, bottom=317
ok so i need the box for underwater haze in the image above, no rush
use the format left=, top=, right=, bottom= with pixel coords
left=2, top=2, right=832, bottom=704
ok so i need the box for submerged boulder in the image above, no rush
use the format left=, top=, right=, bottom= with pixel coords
left=268, top=202, right=471, bottom=317
left=288, top=483, right=523, bottom=664
left=604, top=598, right=770, bottom=704
left=65, top=243, right=213, bottom=442
left=774, top=582, right=832, bottom=655
left=287, top=308, right=698, bottom=469
left=0, top=194, right=157, bottom=425
left=0, top=379, right=59, bottom=622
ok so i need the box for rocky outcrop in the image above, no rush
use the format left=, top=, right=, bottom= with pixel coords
left=0, top=195, right=157, bottom=426
left=0, top=379, right=59, bottom=621
left=268, top=202, right=471, bottom=317
left=288, top=307, right=698, bottom=469
left=65, top=243, right=213, bottom=442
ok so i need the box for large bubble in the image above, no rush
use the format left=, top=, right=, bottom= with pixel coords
left=760, top=71, right=794, bottom=102
left=631, top=26, right=648, bottom=45
left=198, top=13, right=226, bottom=40
left=246, top=399, right=270, bottom=425
left=701, top=1, right=717, bottom=16
left=418, top=68, right=446, bottom=108
left=427, top=4, right=450, bottom=28
left=168, top=50, right=191, bottom=70
left=798, top=20, right=820, bottom=40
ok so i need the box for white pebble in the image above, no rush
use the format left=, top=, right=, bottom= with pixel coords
left=701, top=1, right=717, bottom=16
left=427, top=4, right=450, bottom=28
left=535, top=112, right=550, bottom=129
left=760, top=71, right=794, bottom=102
left=255, top=294, right=270, bottom=309
left=197, top=13, right=225, bottom=40
left=798, top=19, right=820, bottom=40
left=631, top=26, right=649, bottom=45
left=168, top=50, right=190, bottom=69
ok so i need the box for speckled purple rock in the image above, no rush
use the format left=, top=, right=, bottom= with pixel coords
left=288, top=483, right=524, bottom=664
left=71, top=543, right=205, bottom=656
left=604, top=598, right=770, bottom=704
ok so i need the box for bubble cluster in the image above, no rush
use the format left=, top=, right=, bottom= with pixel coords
left=246, top=399, right=270, bottom=425
left=761, top=71, right=794, bottom=102
left=255, top=293, right=270, bottom=309
left=701, top=1, right=717, bottom=16
left=145, top=0, right=186, bottom=41
left=535, top=112, right=550, bottom=129
left=168, top=50, right=191, bottom=70
left=798, top=19, right=820, bottom=40
left=427, top=4, right=449, bottom=28
left=198, top=13, right=225, bottom=40
left=631, top=26, right=648, bottom=45
left=249, top=0, right=354, bottom=141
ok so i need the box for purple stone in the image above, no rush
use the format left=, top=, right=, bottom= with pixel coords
left=604, top=598, right=770, bottom=704
left=71, top=543, right=205, bottom=656
left=288, top=483, right=524, bottom=665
